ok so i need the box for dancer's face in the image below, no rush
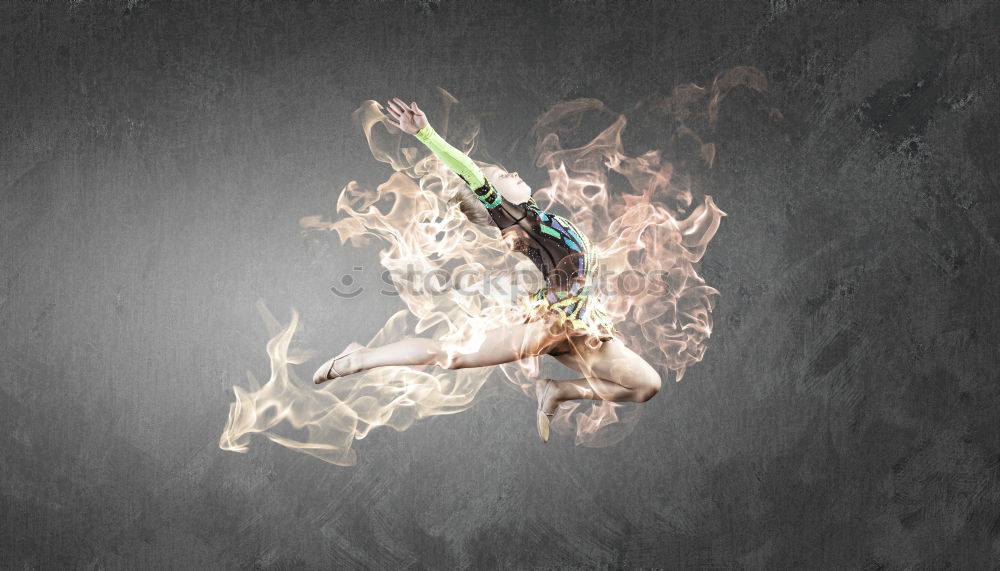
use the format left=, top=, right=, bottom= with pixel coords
left=486, top=167, right=532, bottom=204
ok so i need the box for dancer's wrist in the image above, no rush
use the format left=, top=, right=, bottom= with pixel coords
left=414, top=123, right=436, bottom=141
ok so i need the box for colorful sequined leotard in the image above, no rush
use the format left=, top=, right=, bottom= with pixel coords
left=415, top=123, right=618, bottom=342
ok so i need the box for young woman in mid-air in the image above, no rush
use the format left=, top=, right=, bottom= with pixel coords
left=313, top=97, right=661, bottom=442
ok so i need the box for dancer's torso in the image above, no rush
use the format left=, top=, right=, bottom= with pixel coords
left=472, top=182, right=598, bottom=297
left=504, top=200, right=596, bottom=295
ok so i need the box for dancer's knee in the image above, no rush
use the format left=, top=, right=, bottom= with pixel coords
left=429, top=346, right=461, bottom=369
left=441, top=351, right=463, bottom=370
left=634, top=367, right=662, bottom=402
left=437, top=346, right=476, bottom=370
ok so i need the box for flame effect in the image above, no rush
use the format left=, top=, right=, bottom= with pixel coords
left=221, top=69, right=765, bottom=464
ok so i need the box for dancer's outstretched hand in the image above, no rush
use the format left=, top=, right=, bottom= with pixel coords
left=384, top=97, right=428, bottom=135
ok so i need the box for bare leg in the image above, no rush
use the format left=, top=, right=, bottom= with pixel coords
left=314, top=318, right=564, bottom=383
left=538, top=337, right=662, bottom=414
left=539, top=377, right=652, bottom=410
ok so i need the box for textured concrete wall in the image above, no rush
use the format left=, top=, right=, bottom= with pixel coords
left=2, top=1, right=999, bottom=568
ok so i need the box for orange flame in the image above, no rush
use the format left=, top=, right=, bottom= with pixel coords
left=221, top=69, right=765, bottom=461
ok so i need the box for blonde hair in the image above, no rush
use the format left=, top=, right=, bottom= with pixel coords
left=451, top=186, right=493, bottom=227
left=449, top=164, right=505, bottom=227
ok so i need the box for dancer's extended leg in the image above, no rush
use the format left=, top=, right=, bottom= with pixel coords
left=314, top=318, right=563, bottom=383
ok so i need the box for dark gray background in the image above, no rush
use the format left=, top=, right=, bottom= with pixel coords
left=3, top=1, right=999, bottom=568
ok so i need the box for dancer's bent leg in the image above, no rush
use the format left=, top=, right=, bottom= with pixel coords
left=540, top=337, right=662, bottom=414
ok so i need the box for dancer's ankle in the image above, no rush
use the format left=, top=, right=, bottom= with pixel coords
left=341, top=348, right=368, bottom=376
left=537, top=378, right=559, bottom=415
left=328, top=347, right=363, bottom=378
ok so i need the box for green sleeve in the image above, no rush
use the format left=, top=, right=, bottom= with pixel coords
left=414, top=124, right=501, bottom=208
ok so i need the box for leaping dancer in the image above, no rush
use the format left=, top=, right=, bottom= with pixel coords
left=313, top=97, right=661, bottom=442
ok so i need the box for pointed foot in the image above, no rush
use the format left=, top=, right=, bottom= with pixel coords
left=313, top=342, right=365, bottom=384
left=536, top=409, right=552, bottom=443
left=534, top=378, right=557, bottom=442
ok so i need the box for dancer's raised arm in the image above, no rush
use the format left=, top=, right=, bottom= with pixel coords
left=385, top=97, right=539, bottom=231
left=384, top=98, right=493, bottom=198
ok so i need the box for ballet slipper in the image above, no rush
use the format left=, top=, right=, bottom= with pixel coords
left=313, top=342, right=365, bottom=384
left=535, top=378, right=556, bottom=443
